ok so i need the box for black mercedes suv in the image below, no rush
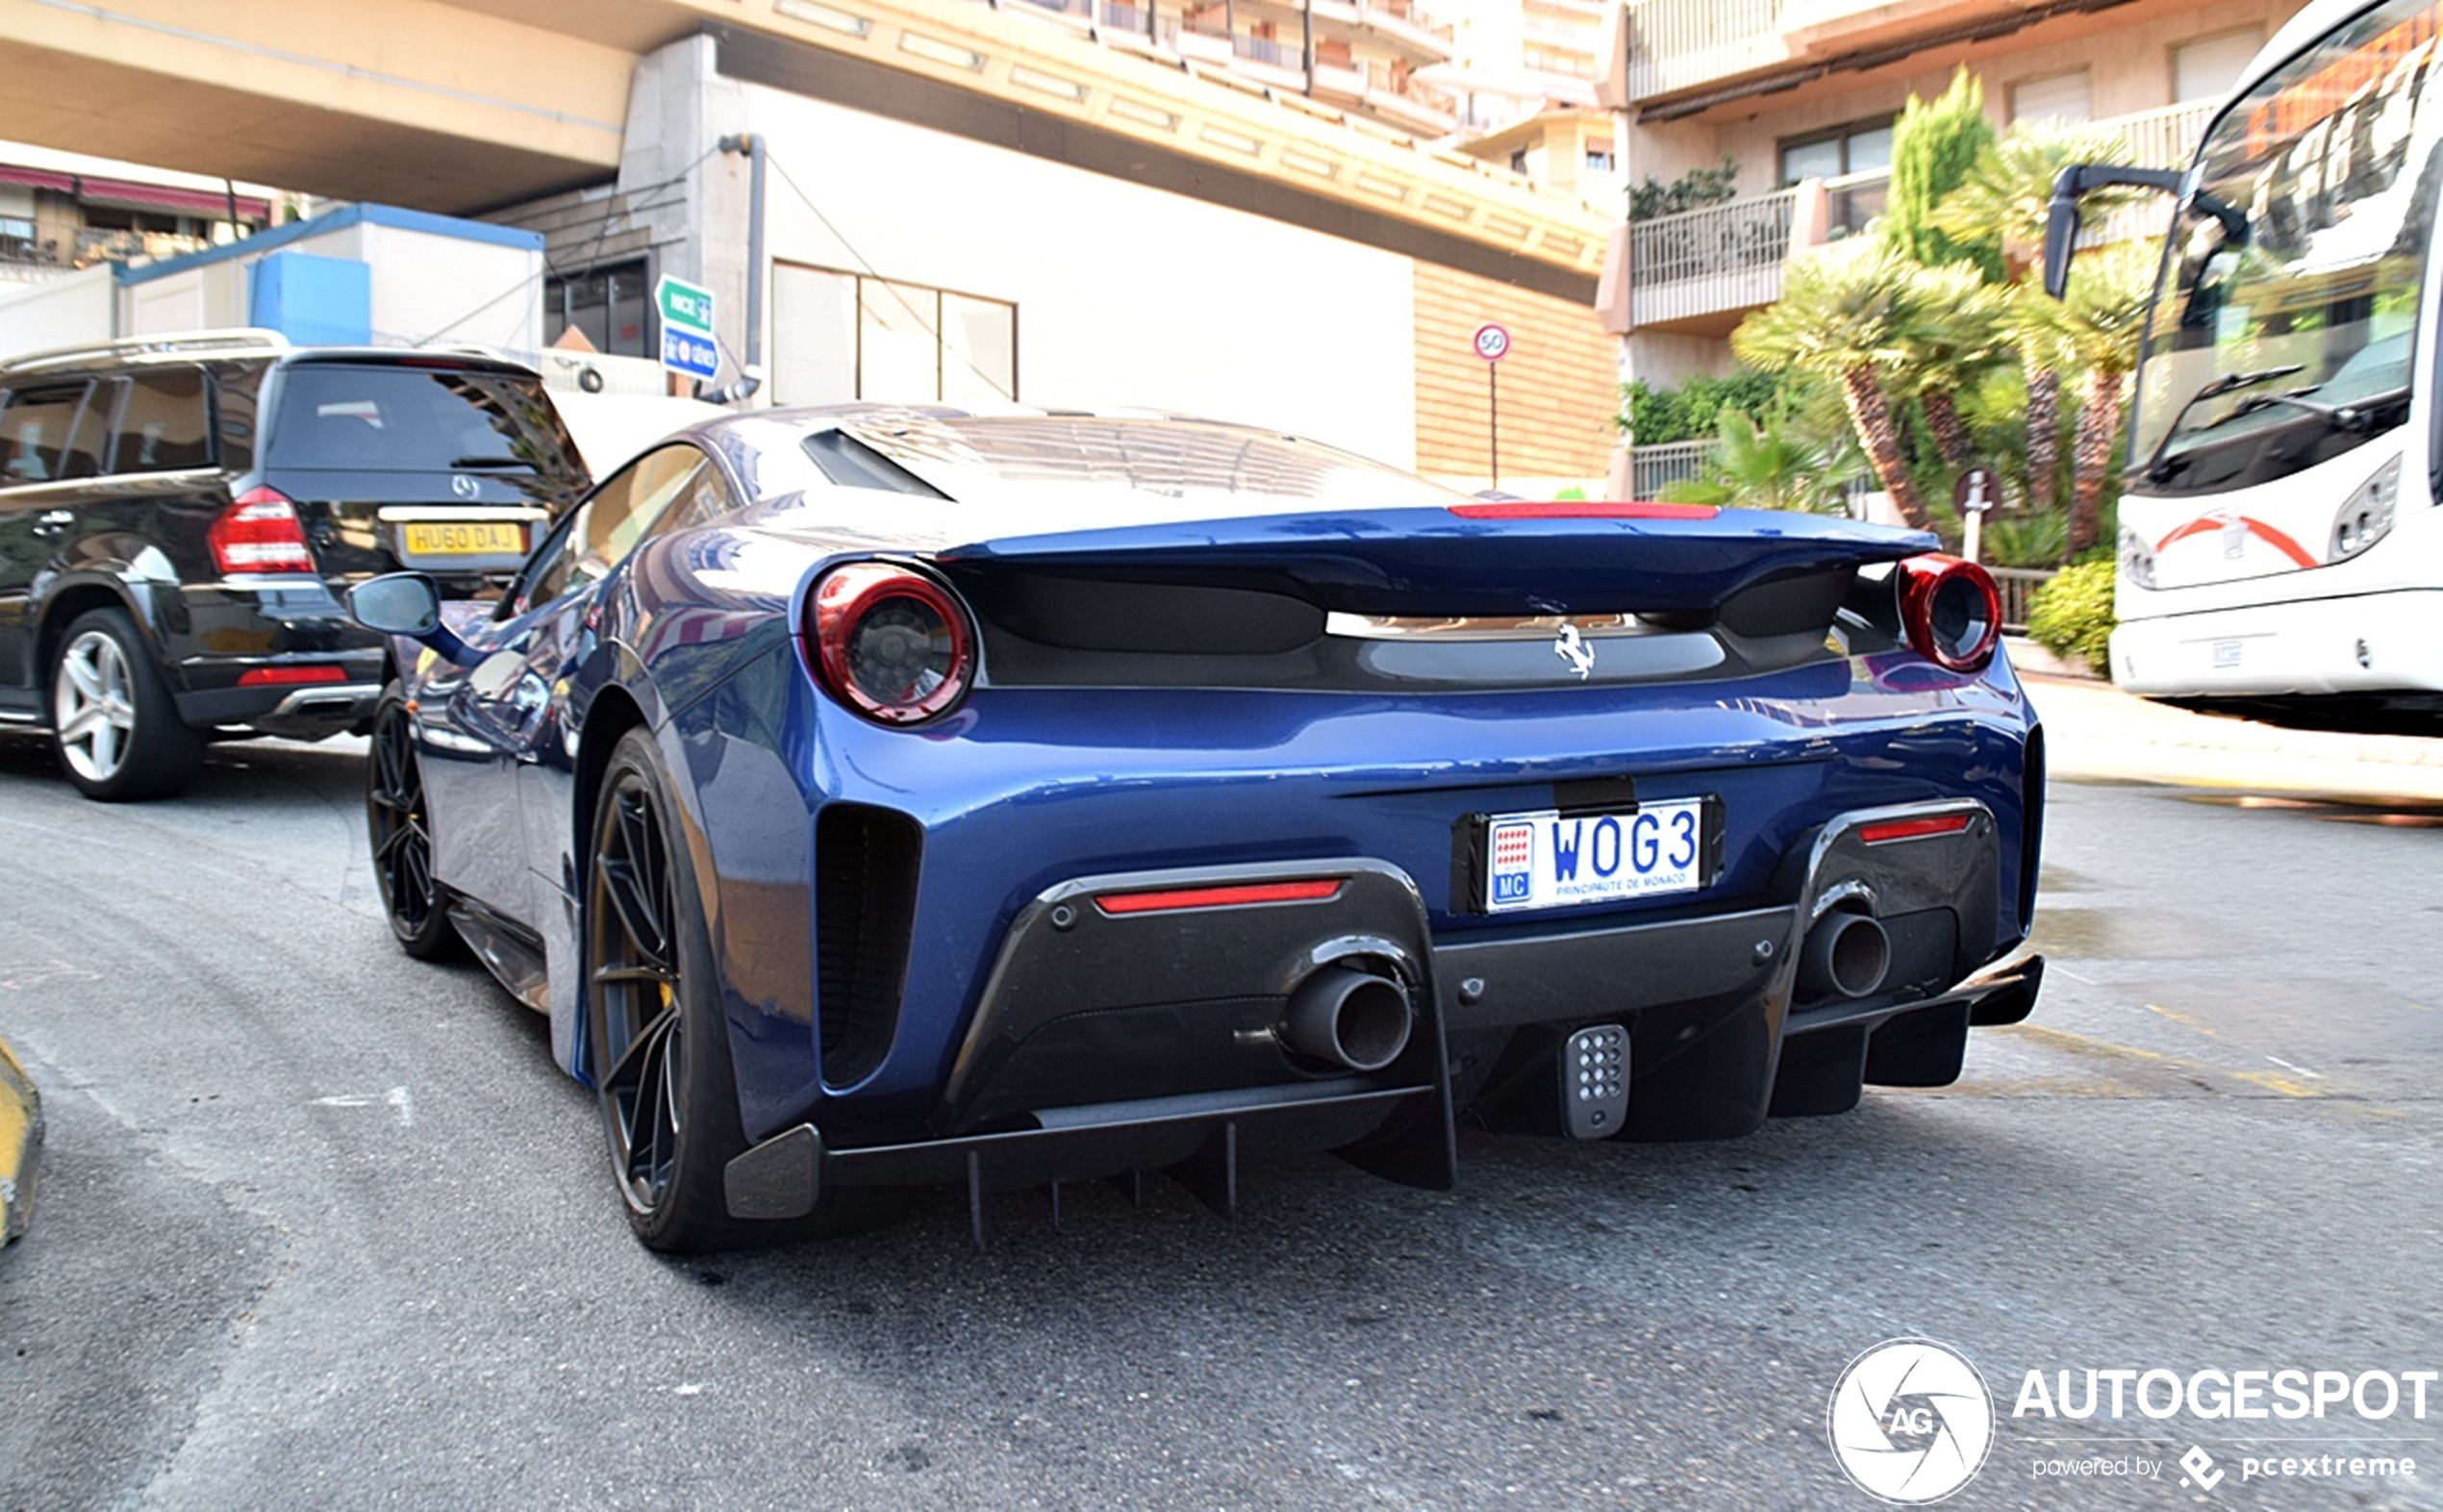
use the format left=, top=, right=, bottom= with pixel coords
left=0, top=331, right=591, bottom=799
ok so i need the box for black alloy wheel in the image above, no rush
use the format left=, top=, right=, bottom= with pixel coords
left=587, top=729, right=746, bottom=1253
left=585, top=729, right=890, bottom=1253
left=366, top=697, right=461, bottom=960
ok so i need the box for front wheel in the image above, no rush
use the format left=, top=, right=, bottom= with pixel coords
left=50, top=607, right=201, bottom=801
left=365, top=695, right=461, bottom=960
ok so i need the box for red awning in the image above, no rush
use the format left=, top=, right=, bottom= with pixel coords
left=76, top=175, right=269, bottom=221
left=0, top=164, right=268, bottom=221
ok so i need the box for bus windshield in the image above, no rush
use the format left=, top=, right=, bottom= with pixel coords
left=2128, top=0, right=2443, bottom=493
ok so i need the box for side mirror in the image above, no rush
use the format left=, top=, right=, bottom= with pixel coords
left=2043, top=164, right=2189, bottom=299
left=347, top=573, right=443, bottom=635
left=2042, top=171, right=2083, bottom=300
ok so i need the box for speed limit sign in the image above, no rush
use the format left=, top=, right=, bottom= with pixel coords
left=1472, top=322, right=1511, bottom=363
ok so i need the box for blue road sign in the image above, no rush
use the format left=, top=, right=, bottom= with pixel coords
left=661, top=326, right=718, bottom=381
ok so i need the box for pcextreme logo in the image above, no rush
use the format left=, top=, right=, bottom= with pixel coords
left=1827, top=1338, right=1996, bottom=1503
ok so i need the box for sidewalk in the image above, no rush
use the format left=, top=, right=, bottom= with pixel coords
left=2010, top=640, right=2443, bottom=800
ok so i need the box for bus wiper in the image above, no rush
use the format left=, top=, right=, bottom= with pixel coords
left=449, top=454, right=537, bottom=470
left=2142, top=365, right=2304, bottom=482
left=2230, top=383, right=2410, bottom=434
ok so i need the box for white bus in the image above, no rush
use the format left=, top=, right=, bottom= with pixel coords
left=2048, top=0, right=2443, bottom=731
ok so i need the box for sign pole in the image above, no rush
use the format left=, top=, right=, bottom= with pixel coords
left=1489, top=362, right=1499, bottom=490
left=1471, top=322, right=1511, bottom=492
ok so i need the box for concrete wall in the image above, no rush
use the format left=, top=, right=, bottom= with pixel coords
left=733, top=81, right=1421, bottom=467
left=0, top=267, right=114, bottom=358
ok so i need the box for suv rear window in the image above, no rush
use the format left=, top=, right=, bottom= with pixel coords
left=265, top=364, right=582, bottom=477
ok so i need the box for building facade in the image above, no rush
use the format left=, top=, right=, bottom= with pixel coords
left=496, top=5, right=1622, bottom=491
left=1607, top=0, right=2310, bottom=405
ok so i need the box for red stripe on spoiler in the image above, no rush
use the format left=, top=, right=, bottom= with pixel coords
left=1096, top=879, right=1344, bottom=916
left=1448, top=501, right=1721, bottom=520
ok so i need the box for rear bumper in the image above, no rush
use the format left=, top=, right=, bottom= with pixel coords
left=723, top=800, right=2039, bottom=1219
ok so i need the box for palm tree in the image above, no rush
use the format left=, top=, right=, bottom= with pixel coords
left=1655, top=408, right=1859, bottom=515
left=1732, top=245, right=1942, bottom=530
left=1932, top=121, right=2142, bottom=279
left=1888, top=262, right=2007, bottom=471
left=2027, top=243, right=2156, bottom=556
left=1935, top=122, right=2149, bottom=515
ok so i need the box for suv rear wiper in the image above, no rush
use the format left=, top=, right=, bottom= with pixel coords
left=2142, top=365, right=2304, bottom=482
left=449, top=454, right=536, bottom=470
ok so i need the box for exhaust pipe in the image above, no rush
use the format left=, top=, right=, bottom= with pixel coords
left=1800, top=910, right=1890, bottom=1000
left=1282, top=968, right=1413, bottom=1072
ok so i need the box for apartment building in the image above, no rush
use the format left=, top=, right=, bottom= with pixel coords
left=1608, top=0, right=2309, bottom=403
left=0, top=147, right=273, bottom=289
left=992, top=0, right=1465, bottom=136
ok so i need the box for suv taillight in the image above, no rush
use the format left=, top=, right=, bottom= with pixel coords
left=209, top=488, right=315, bottom=575
left=804, top=562, right=976, bottom=725
left=1897, top=554, right=2002, bottom=673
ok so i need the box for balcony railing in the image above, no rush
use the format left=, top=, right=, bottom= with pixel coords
left=2102, top=98, right=2217, bottom=169
left=1626, top=438, right=1708, bottom=496
left=1621, top=0, right=1789, bottom=104
left=1629, top=189, right=1795, bottom=327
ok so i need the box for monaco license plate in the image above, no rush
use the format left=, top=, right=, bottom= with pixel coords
left=1481, top=798, right=1709, bottom=913
left=399, top=520, right=525, bottom=558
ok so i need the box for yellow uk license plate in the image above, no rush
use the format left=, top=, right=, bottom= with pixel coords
left=400, top=521, right=525, bottom=557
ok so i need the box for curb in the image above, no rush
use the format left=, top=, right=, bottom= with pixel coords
left=0, top=1036, right=38, bottom=1246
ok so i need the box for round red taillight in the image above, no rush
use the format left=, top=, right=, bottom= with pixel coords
left=1897, top=554, right=2002, bottom=673
left=805, top=562, right=975, bottom=725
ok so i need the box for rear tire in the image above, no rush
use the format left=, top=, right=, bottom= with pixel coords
left=49, top=607, right=201, bottom=802
left=365, top=694, right=462, bottom=960
left=585, top=729, right=890, bottom=1252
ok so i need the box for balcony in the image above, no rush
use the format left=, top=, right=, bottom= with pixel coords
left=1352, top=0, right=1453, bottom=63
left=1620, top=0, right=1791, bottom=104
left=1627, top=189, right=1796, bottom=331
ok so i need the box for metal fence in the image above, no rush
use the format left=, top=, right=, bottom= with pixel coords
left=1627, top=439, right=1710, bottom=499
left=1990, top=567, right=2053, bottom=635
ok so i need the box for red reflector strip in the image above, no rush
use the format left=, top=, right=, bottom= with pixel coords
left=1860, top=814, right=1973, bottom=844
left=1448, top=500, right=1720, bottom=520
left=1095, top=879, right=1344, bottom=916
left=237, top=666, right=349, bottom=687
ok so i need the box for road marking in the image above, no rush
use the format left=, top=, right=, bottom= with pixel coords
left=0, top=959, right=101, bottom=992
left=1999, top=1024, right=2327, bottom=1098
left=313, top=1086, right=416, bottom=1126
left=2146, top=1002, right=2220, bottom=1037
left=2264, top=1054, right=2323, bottom=1080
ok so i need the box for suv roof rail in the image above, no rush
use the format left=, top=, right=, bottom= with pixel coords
left=0, top=327, right=290, bottom=376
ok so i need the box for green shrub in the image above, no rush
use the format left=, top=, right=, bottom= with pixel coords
left=2026, top=556, right=2116, bottom=675
left=1979, top=510, right=2068, bottom=568
left=1886, top=69, right=2003, bottom=280
left=1620, top=370, right=1784, bottom=443
left=1628, top=158, right=1740, bottom=222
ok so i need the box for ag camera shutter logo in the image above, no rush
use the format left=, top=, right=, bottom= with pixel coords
left=1827, top=1338, right=1996, bottom=1503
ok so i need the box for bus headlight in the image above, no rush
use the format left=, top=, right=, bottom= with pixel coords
left=2119, top=526, right=2156, bottom=590
left=2329, top=455, right=2400, bottom=564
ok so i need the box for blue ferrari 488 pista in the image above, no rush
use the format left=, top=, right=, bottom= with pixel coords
left=349, top=406, right=2043, bottom=1252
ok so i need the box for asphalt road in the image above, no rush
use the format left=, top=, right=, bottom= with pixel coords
left=0, top=732, right=2437, bottom=1510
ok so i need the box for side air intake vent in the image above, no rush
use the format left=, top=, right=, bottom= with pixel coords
left=816, top=802, right=922, bottom=1089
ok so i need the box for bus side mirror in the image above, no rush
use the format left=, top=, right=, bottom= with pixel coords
left=2042, top=164, right=2189, bottom=299
left=2043, top=176, right=2081, bottom=299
